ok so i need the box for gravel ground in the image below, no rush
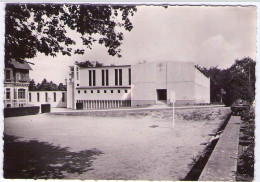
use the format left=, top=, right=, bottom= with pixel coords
left=4, top=107, right=230, bottom=180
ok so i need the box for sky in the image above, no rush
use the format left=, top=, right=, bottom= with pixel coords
left=29, top=5, right=256, bottom=84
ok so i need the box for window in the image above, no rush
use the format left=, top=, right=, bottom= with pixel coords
left=89, top=70, right=96, bottom=86
left=129, top=68, right=131, bottom=85
left=19, top=73, right=27, bottom=81
left=18, top=89, right=26, bottom=99
left=45, top=92, right=48, bottom=102
left=84, top=90, right=87, bottom=93
left=102, top=70, right=105, bottom=86
left=119, top=69, right=122, bottom=86
left=77, top=84, right=79, bottom=86
left=111, top=90, right=113, bottom=93
left=115, top=69, right=118, bottom=86
left=53, top=92, right=56, bottom=102
left=91, top=90, right=93, bottom=93
left=5, top=70, right=11, bottom=81
left=7, top=104, right=11, bottom=108
left=125, top=90, right=128, bottom=93
left=62, top=92, right=65, bottom=102
left=89, top=70, right=92, bottom=86
left=104, top=90, right=107, bottom=93
left=6, top=88, right=10, bottom=99
left=118, top=90, right=120, bottom=93
left=78, top=90, right=80, bottom=94
left=29, top=93, right=32, bottom=102
left=37, top=92, right=40, bottom=102
left=106, top=70, right=109, bottom=86
left=93, top=70, right=96, bottom=86
left=97, top=90, right=100, bottom=93
left=76, top=67, right=79, bottom=80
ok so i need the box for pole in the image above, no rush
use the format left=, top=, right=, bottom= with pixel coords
left=172, top=101, right=175, bottom=128
left=171, top=91, right=176, bottom=128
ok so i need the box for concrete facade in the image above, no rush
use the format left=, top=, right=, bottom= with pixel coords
left=131, top=62, right=210, bottom=106
left=67, top=61, right=210, bottom=109
left=67, top=65, right=131, bottom=109
left=28, top=91, right=67, bottom=108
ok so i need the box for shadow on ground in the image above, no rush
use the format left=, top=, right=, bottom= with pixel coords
left=3, top=134, right=104, bottom=179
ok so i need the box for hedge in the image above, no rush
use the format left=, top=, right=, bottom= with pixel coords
left=41, top=104, right=51, bottom=113
left=4, top=106, right=40, bottom=118
left=76, top=103, right=83, bottom=110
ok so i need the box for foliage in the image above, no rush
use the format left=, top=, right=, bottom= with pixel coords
left=5, top=4, right=137, bottom=63
left=196, top=57, right=255, bottom=106
left=29, top=79, right=66, bottom=91
left=74, top=60, right=104, bottom=68
left=236, top=109, right=255, bottom=181
left=4, top=106, right=40, bottom=118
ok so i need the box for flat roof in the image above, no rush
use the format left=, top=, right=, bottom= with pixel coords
left=79, top=65, right=131, bottom=69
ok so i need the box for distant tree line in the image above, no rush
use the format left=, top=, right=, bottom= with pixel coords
left=196, top=57, right=255, bottom=106
left=75, top=60, right=116, bottom=68
left=29, top=79, right=66, bottom=91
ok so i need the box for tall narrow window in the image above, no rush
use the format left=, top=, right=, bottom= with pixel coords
left=89, top=70, right=92, bottom=86
left=62, top=92, right=65, bottom=102
left=115, top=69, right=118, bottom=86
left=76, top=67, right=79, bottom=80
left=6, top=88, right=10, bottom=99
left=93, top=70, right=96, bottom=86
left=5, top=70, right=11, bottom=81
left=45, top=92, right=48, bottom=102
left=37, top=92, right=40, bottom=102
left=106, top=70, right=109, bottom=86
left=18, top=89, right=25, bottom=99
left=119, top=69, right=122, bottom=86
left=102, top=70, right=105, bottom=86
left=53, top=92, right=56, bottom=102
left=129, top=68, right=131, bottom=85
left=29, top=93, right=31, bottom=102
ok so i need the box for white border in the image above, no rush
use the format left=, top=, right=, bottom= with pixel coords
left=0, top=1, right=259, bottom=182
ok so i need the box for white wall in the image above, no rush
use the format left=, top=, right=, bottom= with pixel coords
left=194, top=68, right=210, bottom=103
left=75, top=88, right=131, bottom=101
left=78, top=66, right=131, bottom=87
left=29, top=91, right=67, bottom=108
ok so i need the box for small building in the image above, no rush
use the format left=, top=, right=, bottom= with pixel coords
left=67, top=61, right=210, bottom=109
left=4, top=59, right=32, bottom=108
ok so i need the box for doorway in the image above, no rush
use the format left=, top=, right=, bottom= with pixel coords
left=157, top=89, right=167, bottom=101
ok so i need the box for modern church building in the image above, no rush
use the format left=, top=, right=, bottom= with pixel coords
left=67, top=61, right=210, bottom=109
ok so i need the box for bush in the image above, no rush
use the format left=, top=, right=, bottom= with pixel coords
left=41, top=104, right=51, bottom=113
left=4, top=106, right=40, bottom=118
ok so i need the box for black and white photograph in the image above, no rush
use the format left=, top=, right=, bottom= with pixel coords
left=1, top=2, right=257, bottom=181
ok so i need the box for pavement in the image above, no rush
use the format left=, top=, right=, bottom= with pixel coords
left=4, top=107, right=230, bottom=180
left=199, top=116, right=241, bottom=181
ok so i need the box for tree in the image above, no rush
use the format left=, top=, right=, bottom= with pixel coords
left=29, top=79, right=36, bottom=91
left=58, top=83, right=66, bottom=91
left=75, top=60, right=104, bottom=68
left=5, top=4, right=137, bottom=63
left=196, top=57, right=255, bottom=106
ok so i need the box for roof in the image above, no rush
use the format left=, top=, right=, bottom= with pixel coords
left=9, top=59, right=32, bottom=70
left=79, top=65, right=131, bottom=69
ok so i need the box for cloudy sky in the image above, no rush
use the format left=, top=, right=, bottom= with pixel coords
left=29, top=5, right=256, bottom=84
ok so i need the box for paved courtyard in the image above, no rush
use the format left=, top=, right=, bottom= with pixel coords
left=4, top=107, right=230, bottom=180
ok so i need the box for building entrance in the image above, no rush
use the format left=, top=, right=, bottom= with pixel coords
left=157, top=89, right=167, bottom=101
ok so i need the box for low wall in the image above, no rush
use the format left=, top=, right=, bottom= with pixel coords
left=199, top=116, right=241, bottom=181
left=29, top=91, right=67, bottom=108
